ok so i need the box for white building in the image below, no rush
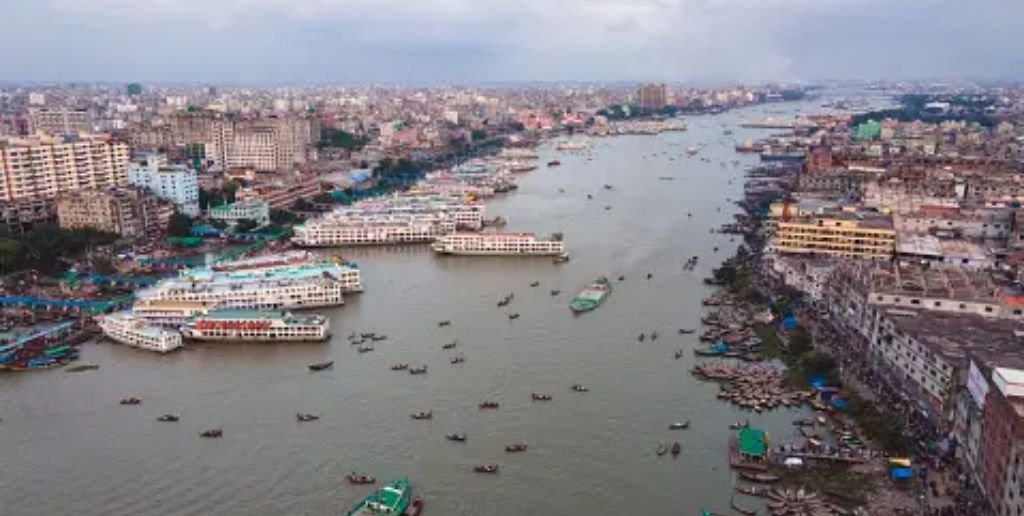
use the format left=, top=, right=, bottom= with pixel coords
left=128, top=154, right=200, bottom=216
left=209, top=200, right=270, bottom=226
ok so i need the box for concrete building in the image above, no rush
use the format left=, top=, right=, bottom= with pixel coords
left=637, top=83, right=667, bottom=111
left=235, top=175, right=322, bottom=210
left=127, top=154, right=200, bottom=216
left=0, top=134, right=129, bottom=202
left=209, top=200, right=270, bottom=227
left=954, top=354, right=1024, bottom=516
left=57, top=187, right=172, bottom=239
left=768, top=203, right=896, bottom=260
left=0, top=198, right=57, bottom=235
left=27, top=108, right=92, bottom=135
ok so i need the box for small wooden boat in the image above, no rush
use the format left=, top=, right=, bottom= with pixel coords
left=450, top=355, right=465, bottom=365
left=669, top=421, right=690, bottom=430
left=731, top=498, right=758, bottom=515
left=529, top=281, right=540, bottom=287
left=678, top=328, right=696, bottom=334
left=586, top=194, right=593, bottom=200
left=505, top=443, right=528, bottom=453
left=411, top=411, right=432, bottom=420
left=442, top=341, right=457, bottom=350
left=119, top=397, right=141, bottom=405
left=156, top=414, right=179, bottom=422
left=479, top=401, right=499, bottom=409
left=474, top=464, right=499, bottom=474
left=550, top=289, right=560, bottom=296
left=508, top=313, right=520, bottom=320
left=296, top=413, right=320, bottom=422
left=531, top=393, right=552, bottom=401
left=391, top=363, right=409, bottom=371
left=346, top=474, right=376, bottom=485
left=603, top=184, right=612, bottom=190
left=406, top=497, right=425, bottom=516
left=308, top=361, right=334, bottom=372
left=409, top=366, right=428, bottom=375
left=656, top=441, right=669, bottom=456
left=438, top=320, right=451, bottom=327
left=739, top=472, right=780, bottom=483
left=357, top=345, right=374, bottom=353
left=446, top=433, right=467, bottom=442
left=646, top=273, right=653, bottom=279
left=674, top=350, right=684, bottom=360
left=571, top=384, right=589, bottom=392
left=370, top=335, right=387, bottom=341
left=638, top=333, right=646, bottom=342
left=617, top=275, right=625, bottom=281
left=671, top=442, right=681, bottom=456
left=200, top=429, right=223, bottom=438
left=547, top=160, right=561, bottom=167
left=729, top=420, right=749, bottom=430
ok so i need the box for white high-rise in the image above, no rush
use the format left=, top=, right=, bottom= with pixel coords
left=128, top=154, right=200, bottom=217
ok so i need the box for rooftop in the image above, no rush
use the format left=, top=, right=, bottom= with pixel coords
left=886, top=309, right=1024, bottom=367
left=842, top=261, right=999, bottom=303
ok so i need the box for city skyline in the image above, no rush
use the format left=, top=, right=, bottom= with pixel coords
left=4, top=0, right=1023, bottom=84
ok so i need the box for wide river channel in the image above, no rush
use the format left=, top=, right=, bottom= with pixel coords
left=2, top=98, right=841, bottom=516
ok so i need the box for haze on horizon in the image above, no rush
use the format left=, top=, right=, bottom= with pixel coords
left=3, top=0, right=1022, bottom=85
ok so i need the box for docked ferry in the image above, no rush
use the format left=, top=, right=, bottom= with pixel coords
left=346, top=478, right=415, bottom=516
left=180, top=259, right=364, bottom=293
left=293, top=218, right=455, bottom=247
left=131, top=300, right=214, bottom=326
left=180, top=310, right=330, bottom=342
left=432, top=233, right=567, bottom=257
left=138, top=277, right=345, bottom=311
left=569, top=277, right=612, bottom=313
left=98, top=312, right=183, bottom=353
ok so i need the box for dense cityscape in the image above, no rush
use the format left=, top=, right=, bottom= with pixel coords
left=4, top=5, right=1024, bottom=516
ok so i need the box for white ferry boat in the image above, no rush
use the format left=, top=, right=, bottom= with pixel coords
left=138, top=277, right=345, bottom=310
left=98, top=312, right=183, bottom=353
left=132, top=300, right=214, bottom=326
left=293, top=219, right=455, bottom=247
left=432, top=233, right=567, bottom=257
left=180, top=257, right=364, bottom=293
left=180, top=310, right=330, bottom=342
left=556, top=140, right=589, bottom=151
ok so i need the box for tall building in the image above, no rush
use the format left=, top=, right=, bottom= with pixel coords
left=768, top=202, right=896, bottom=260
left=56, top=187, right=172, bottom=239
left=637, top=83, right=667, bottom=111
left=0, top=134, right=129, bottom=202
left=128, top=154, right=200, bottom=217
left=27, top=108, right=92, bottom=135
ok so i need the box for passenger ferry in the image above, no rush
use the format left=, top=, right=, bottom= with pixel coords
left=556, top=140, right=588, bottom=151
left=293, top=219, right=455, bottom=247
left=180, top=310, right=330, bottom=342
left=98, top=312, right=183, bottom=353
left=138, top=277, right=345, bottom=310
left=180, top=258, right=363, bottom=293
left=432, top=233, right=567, bottom=257
left=131, top=300, right=214, bottom=326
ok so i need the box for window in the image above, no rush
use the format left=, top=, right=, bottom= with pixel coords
left=986, top=306, right=994, bottom=313
left=911, top=299, right=921, bottom=305
left=934, top=301, right=942, bottom=307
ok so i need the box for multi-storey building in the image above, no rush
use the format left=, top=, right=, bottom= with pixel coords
left=27, top=108, right=92, bottom=135
left=127, top=154, right=200, bottom=216
left=235, top=175, right=322, bottom=210
left=768, top=203, right=896, bottom=260
left=0, top=134, right=129, bottom=202
left=56, top=187, right=172, bottom=239
left=637, top=83, right=667, bottom=110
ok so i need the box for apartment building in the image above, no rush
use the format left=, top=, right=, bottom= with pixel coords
left=636, top=83, right=667, bottom=110
left=768, top=203, right=896, bottom=259
left=228, top=127, right=277, bottom=171
left=27, top=108, right=92, bottom=135
left=128, top=154, right=200, bottom=216
left=57, top=187, right=172, bottom=239
left=0, top=134, right=129, bottom=202
left=235, top=175, right=322, bottom=210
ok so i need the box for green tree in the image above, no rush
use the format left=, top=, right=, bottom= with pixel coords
left=234, top=218, right=259, bottom=233
left=168, top=213, right=193, bottom=238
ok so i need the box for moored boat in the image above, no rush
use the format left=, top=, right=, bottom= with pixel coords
left=739, top=472, right=780, bottom=483
left=569, top=277, right=612, bottom=313
left=345, top=478, right=413, bottom=516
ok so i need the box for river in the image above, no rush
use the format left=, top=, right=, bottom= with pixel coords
left=2, top=98, right=836, bottom=516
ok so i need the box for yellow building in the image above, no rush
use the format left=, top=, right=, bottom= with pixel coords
left=769, top=202, right=895, bottom=259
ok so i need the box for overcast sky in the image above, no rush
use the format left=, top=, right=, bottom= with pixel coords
left=3, top=0, right=1022, bottom=84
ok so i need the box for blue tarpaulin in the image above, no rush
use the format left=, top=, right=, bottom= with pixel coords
left=712, top=342, right=728, bottom=354
left=782, top=316, right=797, bottom=330
left=829, top=398, right=849, bottom=411
left=891, top=467, right=913, bottom=479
